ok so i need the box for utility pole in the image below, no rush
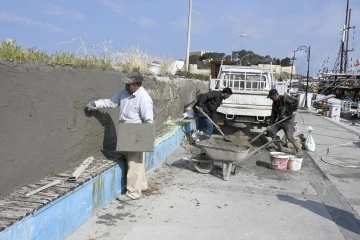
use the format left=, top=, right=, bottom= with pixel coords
left=289, top=51, right=296, bottom=88
left=185, top=0, right=192, bottom=72
left=231, top=34, right=246, bottom=62
left=304, top=46, right=311, bottom=108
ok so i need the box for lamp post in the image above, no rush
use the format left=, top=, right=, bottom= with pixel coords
left=305, top=46, right=311, bottom=108
left=185, top=0, right=192, bottom=71
left=289, top=52, right=297, bottom=88
left=292, top=45, right=311, bottom=108
left=240, top=54, right=250, bottom=66
left=231, top=34, right=246, bottom=62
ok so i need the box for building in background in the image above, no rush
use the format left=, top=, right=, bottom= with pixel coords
left=256, top=64, right=295, bottom=75
left=189, top=50, right=211, bottom=57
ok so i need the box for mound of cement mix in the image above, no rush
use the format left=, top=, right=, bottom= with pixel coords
left=231, top=131, right=255, bottom=152
left=199, top=139, right=249, bottom=152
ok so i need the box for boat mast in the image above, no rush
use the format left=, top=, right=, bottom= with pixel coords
left=344, top=8, right=352, bottom=72
left=340, top=0, right=350, bottom=74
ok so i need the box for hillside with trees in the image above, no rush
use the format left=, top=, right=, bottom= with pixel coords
left=189, top=49, right=292, bottom=69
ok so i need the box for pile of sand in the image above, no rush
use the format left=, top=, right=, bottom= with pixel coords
left=231, top=131, right=256, bottom=153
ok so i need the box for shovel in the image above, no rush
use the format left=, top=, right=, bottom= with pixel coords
left=195, top=106, right=232, bottom=142
left=232, top=140, right=275, bottom=175
left=250, top=115, right=292, bottom=144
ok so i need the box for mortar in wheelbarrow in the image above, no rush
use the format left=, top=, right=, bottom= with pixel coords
left=196, top=139, right=250, bottom=163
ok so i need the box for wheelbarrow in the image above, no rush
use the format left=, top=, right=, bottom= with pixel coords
left=182, top=139, right=273, bottom=181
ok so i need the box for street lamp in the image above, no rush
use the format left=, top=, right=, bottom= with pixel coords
left=240, top=54, right=250, bottom=66
left=292, top=45, right=311, bottom=108
left=185, top=0, right=192, bottom=71
left=231, top=34, right=246, bottom=62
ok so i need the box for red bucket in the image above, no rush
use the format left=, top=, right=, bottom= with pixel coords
left=269, top=152, right=289, bottom=171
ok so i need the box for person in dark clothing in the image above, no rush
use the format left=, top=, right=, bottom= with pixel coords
left=266, top=89, right=303, bottom=154
left=193, top=88, right=233, bottom=139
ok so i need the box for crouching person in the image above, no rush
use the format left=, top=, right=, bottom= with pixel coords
left=85, top=72, right=153, bottom=201
left=266, top=89, right=303, bottom=155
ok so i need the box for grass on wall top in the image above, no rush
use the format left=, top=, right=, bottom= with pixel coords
left=0, top=39, right=173, bottom=74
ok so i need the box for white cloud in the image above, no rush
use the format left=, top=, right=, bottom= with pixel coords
left=44, top=4, right=85, bottom=20
left=169, top=18, right=186, bottom=30
left=98, top=0, right=122, bottom=15
left=229, top=14, right=277, bottom=40
left=133, top=35, right=152, bottom=44
left=0, top=12, right=67, bottom=34
left=130, top=17, right=155, bottom=29
left=169, top=10, right=208, bottom=35
left=287, top=2, right=360, bottom=37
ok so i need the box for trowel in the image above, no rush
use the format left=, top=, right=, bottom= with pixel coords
left=195, top=106, right=232, bottom=142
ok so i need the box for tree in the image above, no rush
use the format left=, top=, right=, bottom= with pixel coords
left=200, top=52, right=225, bottom=61
left=189, top=55, right=200, bottom=64
left=264, top=55, right=272, bottom=62
left=280, top=57, right=291, bottom=66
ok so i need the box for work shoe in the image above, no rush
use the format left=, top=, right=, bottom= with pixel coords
left=291, top=141, right=304, bottom=156
left=117, top=194, right=135, bottom=202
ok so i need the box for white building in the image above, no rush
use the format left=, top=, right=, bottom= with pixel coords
left=256, top=64, right=295, bottom=75
left=189, top=50, right=212, bottom=57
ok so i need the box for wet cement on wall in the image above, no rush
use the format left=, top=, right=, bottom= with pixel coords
left=0, top=60, right=208, bottom=197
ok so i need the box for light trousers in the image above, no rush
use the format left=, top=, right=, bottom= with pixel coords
left=123, top=152, right=148, bottom=199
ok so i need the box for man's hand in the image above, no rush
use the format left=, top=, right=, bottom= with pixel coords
left=85, top=102, right=97, bottom=111
left=266, top=126, right=272, bottom=131
left=292, top=112, right=297, bottom=117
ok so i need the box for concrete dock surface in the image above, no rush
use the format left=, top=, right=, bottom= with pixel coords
left=68, top=110, right=360, bottom=240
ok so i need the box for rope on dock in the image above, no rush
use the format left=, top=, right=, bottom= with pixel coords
left=320, top=140, right=360, bottom=168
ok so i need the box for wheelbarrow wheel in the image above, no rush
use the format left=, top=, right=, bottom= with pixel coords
left=194, top=161, right=214, bottom=174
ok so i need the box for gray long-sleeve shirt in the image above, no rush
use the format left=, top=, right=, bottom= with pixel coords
left=271, top=94, right=299, bottom=123
left=193, top=91, right=223, bottom=114
left=94, top=86, right=154, bottom=124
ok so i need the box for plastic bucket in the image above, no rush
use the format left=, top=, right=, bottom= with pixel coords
left=269, top=152, right=289, bottom=171
left=287, top=155, right=303, bottom=171
left=147, top=63, right=161, bottom=75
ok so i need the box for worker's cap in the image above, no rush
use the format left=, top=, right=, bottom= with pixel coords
left=121, top=72, right=144, bottom=84
left=267, top=89, right=278, bottom=98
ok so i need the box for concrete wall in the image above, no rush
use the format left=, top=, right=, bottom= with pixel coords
left=188, top=64, right=211, bottom=76
left=0, top=121, right=196, bottom=240
left=0, top=60, right=208, bottom=197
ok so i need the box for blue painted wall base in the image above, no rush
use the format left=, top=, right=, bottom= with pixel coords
left=0, top=120, right=196, bottom=240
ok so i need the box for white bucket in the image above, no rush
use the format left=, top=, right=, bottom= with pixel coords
left=287, top=155, right=303, bottom=171
left=147, top=63, right=161, bottom=75
left=269, top=152, right=289, bottom=171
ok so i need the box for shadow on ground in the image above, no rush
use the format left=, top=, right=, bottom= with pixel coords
left=277, top=194, right=360, bottom=235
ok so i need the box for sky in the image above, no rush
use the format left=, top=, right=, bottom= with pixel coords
left=0, top=0, right=360, bottom=76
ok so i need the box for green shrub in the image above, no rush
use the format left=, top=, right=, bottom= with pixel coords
left=175, top=70, right=210, bottom=81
